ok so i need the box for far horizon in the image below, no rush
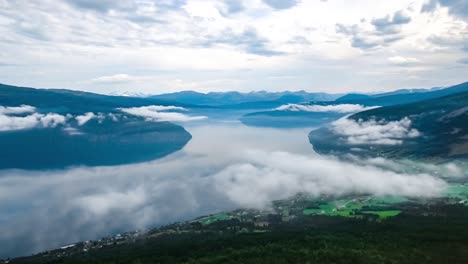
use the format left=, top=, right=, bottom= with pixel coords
left=0, top=81, right=462, bottom=97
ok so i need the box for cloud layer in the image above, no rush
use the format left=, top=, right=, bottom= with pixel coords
left=0, top=0, right=467, bottom=93
left=118, top=105, right=207, bottom=122
left=0, top=123, right=461, bottom=258
left=275, top=104, right=379, bottom=113
left=331, top=117, right=421, bottom=145
left=0, top=105, right=67, bottom=132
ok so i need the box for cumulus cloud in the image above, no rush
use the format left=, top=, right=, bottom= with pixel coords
left=388, top=56, right=421, bottom=66
left=0, top=105, right=36, bottom=115
left=74, top=112, right=106, bottom=126
left=0, top=106, right=115, bottom=132
left=39, top=113, right=68, bottom=128
left=90, top=74, right=150, bottom=84
left=118, top=105, right=207, bottom=122
left=263, top=0, right=298, bottom=10
left=371, top=10, right=412, bottom=35
left=275, top=104, right=379, bottom=113
left=331, top=117, right=421, bottom=145
left=201, top=28, right=285, bottom=56
left=422, top=0, right=468, bottom=21
left=221, top=0, right=245, bottom=15
left=75, top=112, right=95, bottom=126
left=336, top=9, right=412, bottom=50
left=0, top=123, right=457, bottom=258
left=0, top=105, right=67, bottom=132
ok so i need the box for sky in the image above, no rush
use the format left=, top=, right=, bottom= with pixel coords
left=0, top=0, right=467, bottom=94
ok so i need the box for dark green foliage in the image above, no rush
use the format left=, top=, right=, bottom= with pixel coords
left=10, top=205, right=468, bottom=264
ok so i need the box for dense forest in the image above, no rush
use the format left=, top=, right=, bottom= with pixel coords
left=9, top=204, right=468, bottom=264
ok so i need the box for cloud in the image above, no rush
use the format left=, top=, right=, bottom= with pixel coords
left=388, top=56, right=421, bottom=66
left=0, top=106, right=114, bottom=132
left=73, top=188, right=147, bottom=216
left=74, top=112, right=106, bottom=126
left=336, top=9, right=412, bottom=50
left=0, top=105, right=67, bottom=132
left=118, top=105, right=207, bottom=122
left=275, top=104, right=379, bottom=113
left=64, top=0, right=120, bottom=13
left=202, top=28, right=285, bottom=56
left=346, top=156, right=465, bottom=179
left=212, top=150, right=445, bottom=208
left=422, top=0, right=468, bottom=20
left=39, top=113, right=68, bottom=128
left=221, top=0, right=245, bottom=15
left=0, top=105, right=36, bottom=115
left=336, top=23, right=402, bottom=50
left=331, top=117, right=421, bottom=145
left=90, top=74, right=148, bottom=84
left=371, top=10, right=411, bottom=35
left=263, top=0, right=299, bottom=10
left=64, top=0, right=186, bottom=14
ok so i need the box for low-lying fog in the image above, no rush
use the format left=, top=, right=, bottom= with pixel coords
left=0, top=118, right=463, bottom=258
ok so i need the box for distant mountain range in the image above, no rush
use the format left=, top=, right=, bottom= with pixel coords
left=334, top=83, right=467, bottom=107
left=150, top=90, right=342, bottom=106
left=2, top=81, right=468, bottom=163
left=241, top=82, right=468, bottom=129
left=310, top=82, right=468, bottom=160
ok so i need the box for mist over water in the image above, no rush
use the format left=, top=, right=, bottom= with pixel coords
left=0, top=118, right=455, bottom=258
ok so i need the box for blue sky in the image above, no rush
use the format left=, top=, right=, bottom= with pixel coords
left=0, top=0, right=467, bottom=94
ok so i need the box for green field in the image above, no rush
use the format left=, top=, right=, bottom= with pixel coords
left=303, top=196, right=407, bottom=219
left=303, top=199, right=365, bottom=218
left=362, top=210, right=402, bottom=219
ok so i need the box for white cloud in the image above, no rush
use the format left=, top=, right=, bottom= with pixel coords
left=90, top=74, right=149, bottom=84
left=75, top=112, right=106, bottom=126
left=0, top=105, right=67, bottom=132
left=213, top=150, right=445, bottom=208
left=39, top=113, right=67, bottom=128
left=73, top=188, right=147, bottom=216
left=331, top=117, right=421, bottom=145
left=75, top=112, right=95, bottom=126
left=275, top=104, right=379, bottom=113
left=118, top=105, right=207, bottom=122
left=0, top=105, right=36, bottom=115
left=388, top=56, right=421, bottom=65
